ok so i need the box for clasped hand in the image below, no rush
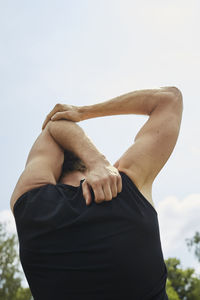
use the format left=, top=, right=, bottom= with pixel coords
left=42, top=103, right=82, bottom=130
left=42, top=103, right=122, bottom=205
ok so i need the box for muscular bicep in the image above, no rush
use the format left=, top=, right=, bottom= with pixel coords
left=10, top=124, right=64, bottom=212
left=116, top=96, right=183, bottom=189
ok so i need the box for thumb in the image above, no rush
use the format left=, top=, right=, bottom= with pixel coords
left=51, top=112, right=67, bottom=121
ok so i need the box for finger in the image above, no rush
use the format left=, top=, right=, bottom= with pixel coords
left=117, top=174, right=122, bottom=193
left=42, top=116, right=50, bottom=130
left=42, top=111, right=56, bottom=130
left=92, top=183, right=105, bottom=204
left=110, top=177, right=118, bottom=198
left=82, top=181, right=92, bottom=205
left=42, top=104, right=62, bottom=130
left=42, top=113, right=55, bottom=130
left=102, top=181, right=113, bottom=201
left=51, top=111, right=68, bottom=121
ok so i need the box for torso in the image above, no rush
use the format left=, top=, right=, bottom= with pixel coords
left=13, top=170, right=164, bottom=299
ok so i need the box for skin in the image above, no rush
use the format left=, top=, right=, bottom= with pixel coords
left=10, top=86, right=183, bottom=213
left=43, top=86, right=183, bottom=209
left=46, top=119, right=122, bottom=206
left=10, top=120, right=122, bottom=213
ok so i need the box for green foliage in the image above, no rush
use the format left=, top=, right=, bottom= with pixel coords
left=186, top=231, right=200, bottom=263
left=0, top=222, right=32, bottom=300
left=166, top=278, right=180, bottom=300
left=16, top=287, right=32, bottom=300
left=165, top=257, right=200, bottom=300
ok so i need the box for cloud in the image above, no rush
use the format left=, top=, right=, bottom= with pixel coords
left=157, top=194, right=200, bottom=274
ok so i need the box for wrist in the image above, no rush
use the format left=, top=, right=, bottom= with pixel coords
left=78, top=105, right=91, bottom=121
left=84, top=153, right=109, bottom=170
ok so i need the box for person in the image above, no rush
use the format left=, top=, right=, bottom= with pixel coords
left=10, top=86, right=183, bottom=300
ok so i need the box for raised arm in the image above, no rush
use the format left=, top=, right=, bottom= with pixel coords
left=79, top=86, right=183, bottom=206
left=45, top=86, right=183, bottom=208
left=78, top=86, right=182, bottom=119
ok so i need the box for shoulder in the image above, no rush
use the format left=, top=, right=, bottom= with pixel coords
left=118, top=167, right=156, bottom=210
left=10, top=126, right=64, bottom=214
left=10, top=180, right=56, bottom=214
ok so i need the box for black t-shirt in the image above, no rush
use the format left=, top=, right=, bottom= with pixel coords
left=14, top=171, right=168, bottom=300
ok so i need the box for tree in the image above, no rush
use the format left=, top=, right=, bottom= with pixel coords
left=165, top=257, right=200, bottom=300
left=16, top=287, right=33, bottom=300
left=166, top=278, right=180, bottom=300
left=0, top=221, right=32, bottom=300
left=186, top=231, right=200, bottom=263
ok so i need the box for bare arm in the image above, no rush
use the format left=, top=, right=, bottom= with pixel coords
left=78, top=86, right=183, bottom=193
left=42, top=87, right=179, bottom=127
left=48, top=120, right=122, bottom=204
left=78, top=86, right=181, bottom=119
left=45, top=86, right=183, bottom=207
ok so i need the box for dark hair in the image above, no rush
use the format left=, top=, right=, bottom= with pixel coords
left=58, top=149, right=87, bottom=182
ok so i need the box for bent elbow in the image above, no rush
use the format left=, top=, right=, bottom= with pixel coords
left=170, top=87, right=183, bottom=113
left=162, top=86, right=183, bottom=110
left=166, top=86, right=183, bottom=101
left=167, top=87, right=184, bottom=118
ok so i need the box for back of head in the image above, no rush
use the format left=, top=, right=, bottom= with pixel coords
left=58, top=149, right=87, bottom=182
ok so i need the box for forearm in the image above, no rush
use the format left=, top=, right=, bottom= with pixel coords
left=47, top=120, right=108, bottom=169
left=79, top=86, right=181, bottom=120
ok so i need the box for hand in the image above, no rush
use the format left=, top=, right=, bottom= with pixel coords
left=42, top=103, right=81, bottom=130
left=81, top=162, right=122, bottom=206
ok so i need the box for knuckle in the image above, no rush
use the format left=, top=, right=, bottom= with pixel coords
left=92, top=180, right=99, bottom=187
left=103, top=176, right=110, bottom=184
left=101, top=177, right=108, bottom=184
left=55, top=103, right=62, bottom=109
left=109, top=174, right=116, bottom=181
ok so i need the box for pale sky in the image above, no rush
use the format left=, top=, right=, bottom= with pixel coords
left=1, top=0, right=200, bottom=284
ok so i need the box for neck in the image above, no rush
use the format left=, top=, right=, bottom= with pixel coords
left=60, top=170, right=86, bottom=186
